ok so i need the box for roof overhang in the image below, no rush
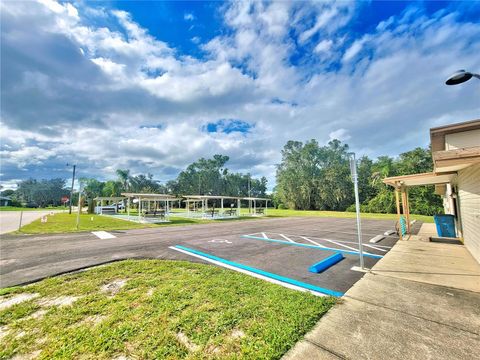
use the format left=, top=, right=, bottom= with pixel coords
left=430, top=119, right=480, bottom=152
left=383, top=172, right=456, bottom=189
left=183, top=195, right=241, bottom=200
left=93, top=196, right=126, bottom=201
left=433, top=146, right=480, bottom=173
left=121, top=193, right=179, bottom=201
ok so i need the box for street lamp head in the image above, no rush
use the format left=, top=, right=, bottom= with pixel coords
left=445, top=70, right=473, bottom=85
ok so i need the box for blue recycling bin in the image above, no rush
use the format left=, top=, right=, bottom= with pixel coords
left=433, top=214, right=456, bottom=238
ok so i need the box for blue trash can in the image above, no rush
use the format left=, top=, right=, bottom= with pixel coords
left=433, top=214, right=456, bottom=238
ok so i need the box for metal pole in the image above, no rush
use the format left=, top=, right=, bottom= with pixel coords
left=248, top=176, right=251, bottom=214
left=69, top=164, right=76, bottom=214
left=76, top=191, right=81, bottom=230
left=18, top=211, right=23, bottom=231
left=350, top=153, right=365, bottom=269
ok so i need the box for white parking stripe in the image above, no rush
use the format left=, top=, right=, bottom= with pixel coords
left=317, top=238, right=359, bottom=252
left=92, top=231, right=116, bottom=239
left=169, top=246, right=327, bottom=297
left=362, top=244, right=388, bottom=252
left=300, top=236, right=326, bottom=247
left=276, top=232, right=393, bottom=249
left=279, top=234, right=295, bottom=243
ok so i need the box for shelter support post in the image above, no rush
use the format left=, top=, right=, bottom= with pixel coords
left=395, top=189, right=402, bottom=241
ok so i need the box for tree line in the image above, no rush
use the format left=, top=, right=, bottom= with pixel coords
left=2, top=139, right=442, bottom=215
left=3, top=155, right=267, bottom=207
left=274, top=139, right=442, bottom=215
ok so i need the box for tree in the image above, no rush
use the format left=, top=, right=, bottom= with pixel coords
left=16, top=178, right=68, bottom=207
left=116, top=169, right=130, bottom=192
left=276, top=139, right=353, bottom=210
left=103, top=180, right=122, bottom=197
left=82, top=178, right=104, bottom=200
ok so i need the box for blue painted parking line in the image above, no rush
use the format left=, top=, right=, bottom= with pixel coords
left=241, top=235, right=384, bottom=259
left=309, top=252, right=344, bottom=273
left=172, top=245, right=344, bottom=297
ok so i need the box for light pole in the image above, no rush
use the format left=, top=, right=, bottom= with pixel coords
left=67, top=164, right=76, bottom=214
left=349, top=152, right=365, bottom=270
left=445, top=69, right=480, bottom=85
left=248, top=175, right=251, bottom=214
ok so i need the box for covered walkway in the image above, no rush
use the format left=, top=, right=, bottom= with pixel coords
left=180, top=195, right=241, bottom=219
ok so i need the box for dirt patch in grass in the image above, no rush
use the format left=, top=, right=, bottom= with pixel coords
left=79, top=314, right=106, bottom=327
left=11, top=350, right=41, bottom=360
left=0, top=260, right=335, bottom=359
left=101, top=279, right=127, bottom=296
left=0, top=293, right=39, bottom=311
left=176, top=331, right=200, bottom=352
left=37, top=296, right=78, bottom=307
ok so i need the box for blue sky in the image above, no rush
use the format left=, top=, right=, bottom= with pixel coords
left=1, top=0, right=479, bottom=190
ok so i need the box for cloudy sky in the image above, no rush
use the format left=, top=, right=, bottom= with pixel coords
left=1, top=0, right=479, bottom=190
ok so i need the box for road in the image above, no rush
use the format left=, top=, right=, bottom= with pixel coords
left=0, top=210, right=66, bottom=235
left=0, top=216, right=410, bottom=292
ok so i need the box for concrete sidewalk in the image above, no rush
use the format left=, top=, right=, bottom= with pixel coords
left=284, top=231, right=480, bottom=359
left=0, top=210, right=65, bottom=235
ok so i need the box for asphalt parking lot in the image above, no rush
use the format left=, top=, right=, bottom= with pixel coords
left=1, top=217, right=420, bottom=293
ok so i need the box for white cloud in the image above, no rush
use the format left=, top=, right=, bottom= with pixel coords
left=1, top=0, right=479, bottom=190
left=314, top=39, right=333, bottom=54
left=329, top=128, right=351, bottom=142
left=184, top=13, right=195, bottom=21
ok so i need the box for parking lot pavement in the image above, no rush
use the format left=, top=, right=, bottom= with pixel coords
left=1, top=217, right=405, bottom=291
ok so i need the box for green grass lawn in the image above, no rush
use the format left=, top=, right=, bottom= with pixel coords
left=16, top=213, right=259, bottom=234
left=15, top=208, right=433, bottom=234
left=266, top=208, right=434, bottom=223
left=0, top=206, right=67, bottom=212
left=0, top=260, right=335, bottom=359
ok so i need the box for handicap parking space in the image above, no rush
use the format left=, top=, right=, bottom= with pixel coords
left=169, top=217, right=404, bottom=297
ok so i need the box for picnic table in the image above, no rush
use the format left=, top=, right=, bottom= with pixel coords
left=143, top=210, right=166, bottom=219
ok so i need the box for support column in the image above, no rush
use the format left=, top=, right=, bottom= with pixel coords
left=405, top=188, right=411, bottom=233
left=138, top=198, right=142, bottom=223
left=221, top=198, right=224, bottom=215
left=395, top=189, right=402, bottom=240
left=127, top=198, right=130, bottom=218
left=237, top=198, right=240, bottom=216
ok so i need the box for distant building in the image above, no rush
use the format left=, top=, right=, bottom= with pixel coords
left=0, top=196, right=11, bottom=206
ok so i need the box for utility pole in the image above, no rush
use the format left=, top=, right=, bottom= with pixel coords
left=349, top=153, right=365, bottom=270
left=68, top=164, right=76, bottom=214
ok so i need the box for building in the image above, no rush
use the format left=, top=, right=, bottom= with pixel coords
left=384, top=119, right=480, bottom=263
left=0, top=196, right=11, bottom=206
